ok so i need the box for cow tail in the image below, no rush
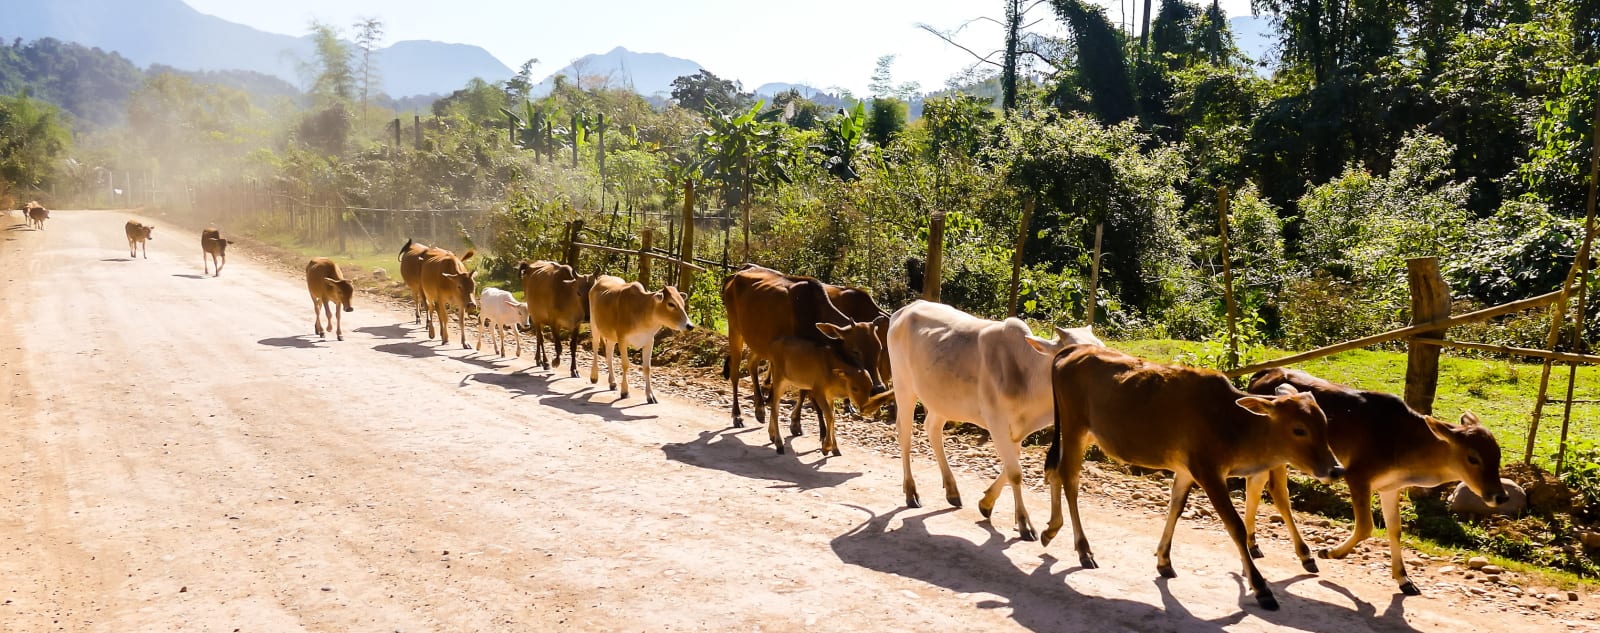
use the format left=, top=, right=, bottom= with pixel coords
left=1043, top=367, right=1064, bottom=475
left=398, top=238, right=413, bottom=261
left=722, top=354, right=731, bottom=380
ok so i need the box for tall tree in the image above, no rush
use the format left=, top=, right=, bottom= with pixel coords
left=669, top=69, right=750, bottom=115
left=303, top=21, right=354, bottom=107
left=352, top=18, right=384, bottom=121
left=0, top=92, right=70, bottom=199
left=504, top=58, right=541, bottom=105
left=1050, top=0, right=1137, bottom=123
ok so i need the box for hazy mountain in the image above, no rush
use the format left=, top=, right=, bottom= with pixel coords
left=754, top=83, right=826, bottom=98
left=0, top=0, right=513, bottom=97
left=1230, top=15, right=1277, bottom=69
left=532, top=46, right=705, bottom=99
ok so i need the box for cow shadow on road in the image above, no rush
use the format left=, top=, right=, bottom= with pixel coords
left=99, top=257, right=132, bottom=262
left=171, top=273, right=210, bottom=279
left=661, top=428, right=861, bottom=491
left=462, top=371, right=660, bottom=422
left=258, top=335, right=323, bottom=349
left=353, top=324, right=418, bottom=340
left=372, top=339, right=506, bottom=372
left=830, top=506, right=1426, bottom=633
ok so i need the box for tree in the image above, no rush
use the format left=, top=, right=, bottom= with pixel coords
left=0, top=92, right=70, bottom=199
left=303, top=21, right=354, bottom=107
left=1049, top=0, right=1137, bottom=123
left=670, top=70, right=750, bottom=115
left=867, top=97, right=909, bottom=146
left=869, top=55, right=921, bottom=100
left=352, top=18, right=384, bottom=121
left=505, top=58, right=541, bottom=105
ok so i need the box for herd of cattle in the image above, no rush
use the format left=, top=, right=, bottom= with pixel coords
left=14, top=208, right=1515, bottom=612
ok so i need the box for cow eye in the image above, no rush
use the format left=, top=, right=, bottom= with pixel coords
left=1292, top=427, right=1308, bottom=438
left=1467, top=455, right=1481, bottom=466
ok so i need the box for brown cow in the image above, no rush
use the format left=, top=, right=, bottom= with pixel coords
left=722, top=265, right=887, bottom=428
left=1245, top=368, right=1508, bottom=595
left=201, top=228, right=232, bottom=277
left=420, top=249, right=477, bottom=348
left=765, top=332, right=895, bottom=456
left=25, top=202, right=48, bottom=230
left=305, top=257, right=355, bottom=340
left=587, top=275, right=694, bottom=404
left=124, top=220, right=155, bottom=258
left=398, top=238, right=435, bottom=325
left=1040, top=345, right=1344, bottom=611
left=518, top=260, right=595, bottom=378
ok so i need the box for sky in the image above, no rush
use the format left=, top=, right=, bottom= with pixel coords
left=180, top=0, right=1260, bottom=95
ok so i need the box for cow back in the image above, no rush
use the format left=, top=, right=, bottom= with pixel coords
left=398, top=240, right=434, bottom=288
left=520, top=260, right=588, bottom=327
left=420, top=250, right=475, bottom=308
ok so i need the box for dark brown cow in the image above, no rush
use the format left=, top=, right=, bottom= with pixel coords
left=201, top=228, right=232, bottom=277
left=1040, top=345, right=1344, bottom=611
left=765, top=332, right=895, bottom=456
left=721, top=265, right=887, bottom=429
left=518, top=260, right=595, bottom=378
left=398, top=238, right=435, bottom=325
left=305, top=257, right=355, bottom=340
left=25, top=202, right=48, bottom=230
left=124, top=220, right=154, bottom=258
left=420, top=249, right=477, bottom=348
left=1245, top=368, right=1508, bottom=595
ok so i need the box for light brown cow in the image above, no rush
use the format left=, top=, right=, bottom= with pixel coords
left=1245, top=368, right=1508, bottom=595
left=420, top=248, right=477, bottom=348
left=201, top=228, right=233, bottom=277
left=398, top=238, right=435, bottom=325
left=305, top=257, right=355, bottom=340
left=588, top=275, right=693, bottom=404
left=1040, top=345, right=1344, bottom=611
left=722, top=265, right=886, bottom=428
left=518, top=260, right=595, bottom=378
left=124, top=220, right=155, bottom=258
left=25, top=202, right=48, bottom=230
left=765, top=332, right=895, bottom=456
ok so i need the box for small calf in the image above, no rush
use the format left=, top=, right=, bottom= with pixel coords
left=25, top=201, right=48, bottom=230
left=765, top=330, right=893, bottom=456
left=476, top=287, right=529, bottom=358
left=1040, top=345, right=1344, bottom=611
left=201, top=228, right=233, bottom=276
left=124, top=220, right=155, bottom=258
left=1245, top=368, right=1507, bottom=595
left=305, top=258, right=354, bottom=340
left=588, top=275, right=694, bottom=404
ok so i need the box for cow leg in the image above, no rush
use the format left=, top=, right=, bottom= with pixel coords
left=334, top=302, right=343, bottom=341
left=1155, top=470, right=1195, bottom=578
left=789, top=389, right=808, bottom=437
left=1196, top=472, right=1279, bottom=611
left=458, top=306, right=470, bottom=350
left=1379, top=489, right=1420, bottom=595
left=1324, top=479, right=1374, bottom=560
left=751, top=357, right=768, bottom=425
left=642, top=342, right=657, bottom=404
left=987, top=435, right=1034, bottom=541
left=1243, top=472, right=1268, bottom=559
left=1055, top=430, right=1096, bottom=570
left=476, top=316, right=486, bottom=351
left=896, top=384, right=923, bottom=508
left=818, top=395, right=841, bottom=457
left=323, top=301, right=335, bottom=339
left=567, top=325, right=581, bottom=378
left=589, top=330, right=604, bottom=385
left=924, top=413, right=961, bottom=508
left=766, top=369, right=786, bottom=455
left=512, top=323, right=522, bottom=358
left=128, top=238, right=135, bottom=258
left=426, top=301, right=438, bottom=340
left=312, top=298, right=325, bottom=337
left=1269, top=467, right=1316, bottom=572
left=727, top=334, right=746, bottom=427
left=619, top=342, right=633, bottom=400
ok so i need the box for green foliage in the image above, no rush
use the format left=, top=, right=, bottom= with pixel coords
left=921, top=95, right=996, bottom=161
left=303, top=21, right=355, bottom=107
left=0, top=38, right=143, bottom=128
left=1048, top=0, right=1136, bottom=123
left=865, top=97, right=908, bottom=147
left=0, top=92, right=71, bottom=198
left=670, top=70, right=751, bottom=116
left=1449, top=197, right=1578, bottom=305
left=814, top=101, right=866, bottom=181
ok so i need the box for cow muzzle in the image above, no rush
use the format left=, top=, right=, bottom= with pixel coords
left=870, top=383, right=888, bottom=397
left=1325, top=465, right=1346, bottom=482
left=343, top=306, right=354, bottom=313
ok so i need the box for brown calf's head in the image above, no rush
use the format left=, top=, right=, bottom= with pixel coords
left=816, top=321, right=887, bottom=395
left=653, top=286, right=695, bottom=331
left=1235, top=384, right=1345, bottom=483
left=1428, top=411, right=1508, bottom=505
left=324, top=278, right=356, bottom=312
left=832, top=359, right=896, bottom=417
left=140, top=224, right=154, bottom=240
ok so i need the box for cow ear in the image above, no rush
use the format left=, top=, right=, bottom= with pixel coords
left=441, top=272, right=457, bottom=279
left=324, top=278, right=339, bottom=288
left=1025, top=335, right=1058, bottom=356
left=872, top=314, right=889, bottom=329
left=815, top=323, right=844, bottom=340
left=1234, top=396, right=1273, bottom=417
left=1424, top=415, right=1454, bottom=442
left=1460, top=411, right=1481, bottom=427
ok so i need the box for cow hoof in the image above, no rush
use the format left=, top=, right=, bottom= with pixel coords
left=731, top=418, right=745, bottom=429
left=906, top=494, right=922, bottom=509
left=1157, top=564, right=1176, bottom=579
left=1078, top=553, right=1097, bottom=570
left=1249, top=545, right=1264, bottom=559
left=978, top=503, right=994, bottom=519
left=829, top=448, right=841, bottom=457
left=1399, top=580, right=1420, bottom=596
left=1302, top=558, right=1319, bottom=573
left=1317, top=549, right=1333, bottom=560
left=1255, top=591, right=1280, bottom=611
left=946, top=495, right=962, bottom=508
left=775, top=444, right=786, bottom=455
left=1018, top=526, right=1038, bottom=542
left=647, top=395, right=658, bottom=405
left=337, top=335, right=344, bottom=341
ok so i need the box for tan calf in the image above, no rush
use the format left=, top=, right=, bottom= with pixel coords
left=1040, top=345, right=1344, bottom=611
left=398, top=238, right=435, bottom=325
left=765, top=332, right=893, bottom=456
left=124, top=220, right=154, bottom=258
left=419, top=249, right=477, bottom=348
left=519, top=260, right=595, bottom=377
left=1245, top=368, right=1507, bottom=595
left=588, top=275, right=694, bottom=404
left=201, top=228, right=232, bottom=276
left=305, top=257, right=355, bottom=340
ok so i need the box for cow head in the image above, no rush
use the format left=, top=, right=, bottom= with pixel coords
left=324, top=278, right=356, bottom=312
left=815, top=321, right=886, bottom=395
left=442, top=268, right=478, bottom=312
left=1235, top=384, right=1345, bottom=483
left=140, top=224, right=155, bottom=240
left=1428, top=411, right=1508, bottom=506
left=653, top=285, right=695, bottom=331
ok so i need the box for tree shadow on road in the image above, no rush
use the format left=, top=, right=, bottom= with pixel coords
left=661, top=428, right=861, bottom=491
left=353, top=324, right=418, bottom=340
left=257, top=335, right=322, bottom=349
left=460, top=371, right=660, bottom=422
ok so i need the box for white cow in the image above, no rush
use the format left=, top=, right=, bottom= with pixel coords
left=476, top=287, right=529, bottom=357
left=888, top=300, right=1103, bottom=540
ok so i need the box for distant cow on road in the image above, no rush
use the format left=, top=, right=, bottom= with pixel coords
left=124, top=220, right=155, bottom=259
left=201, top=228, right=233, bottom=276
left=306, top=257, right=355, bottom=341
left=588, top=275, right=694, bottom=404
left=25, top=202, right=48, bottom=230
left=420, top=249, right=477, bottom=349
left=398, top=239, right=435, bottom=325
left=518, top=260, right=594, bottom=377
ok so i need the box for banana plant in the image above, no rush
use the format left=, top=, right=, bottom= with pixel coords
left=813, top=101, right=866, bottom=181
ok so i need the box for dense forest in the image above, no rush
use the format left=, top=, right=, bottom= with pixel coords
left=2, top=0, right=1599, bottom=360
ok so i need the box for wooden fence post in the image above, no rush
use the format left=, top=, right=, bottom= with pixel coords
left=1404, top=257, right=1452, bottom=414
left=924, top=212, right=946, bottom=302
left=414, top=114, right=422, bottom=149
left=565, top=219, right=584, bottom=268
left=1086, top=222, right=1104, bottom=326
left=639, top=227, right=653, bottom=286
left=679, top=181, right=697, bottom=291
left=1007, top=197, right=1034, bottom=317
left=1218, top=187, right=1239, bottom=369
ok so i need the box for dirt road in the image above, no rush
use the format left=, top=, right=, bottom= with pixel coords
left=0, top=210, right=1589, bottom=632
